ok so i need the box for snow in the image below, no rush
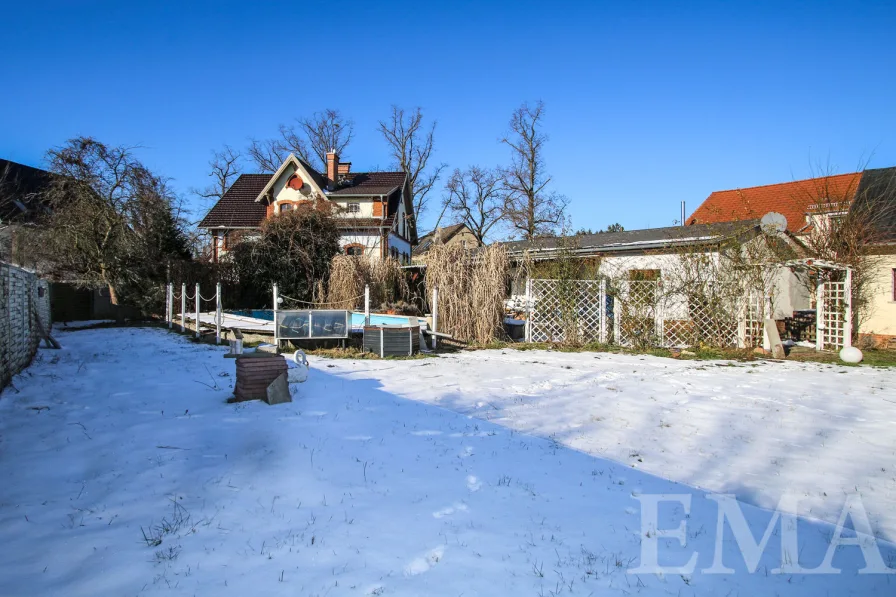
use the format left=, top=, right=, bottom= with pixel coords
left=0, top=327, right=894, bottom=596
left=342, top=350, right=896, bottom=542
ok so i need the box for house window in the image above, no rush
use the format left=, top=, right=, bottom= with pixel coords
left=346, top=203, right=360, bottom=213
left=345, top=245, right=364, bottom=256
left=280, top=203, right=293, bottom=213
left=390, top=247, right=399, bottom=260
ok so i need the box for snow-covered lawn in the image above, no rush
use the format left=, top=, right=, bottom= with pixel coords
left=0, top=327, right=893, bottom=596
left=339, top=348, right=896, bottom=542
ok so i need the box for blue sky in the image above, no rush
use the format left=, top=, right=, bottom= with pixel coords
left=2, top=0, right=894, bottom=237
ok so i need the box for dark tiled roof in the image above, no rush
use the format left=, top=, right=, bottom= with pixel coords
left=336, top=217, right=393, bottom=229
left=328, top=172, right=406, bottom=196
left=297, top=157, right=328, bottom=190
left=500, top=221, right=760, bottom=255
left=199, top=169, right=411, bottom=235
left=198, top=174, right=272, bottom=228
left=851, top=167, right=896, bottom=244
left=687, top=173, right=862, bottom=232
left=0, top=159, right=54, bottom=223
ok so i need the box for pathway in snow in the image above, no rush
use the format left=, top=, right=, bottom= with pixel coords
left=0, top=327, right=893, bottom=596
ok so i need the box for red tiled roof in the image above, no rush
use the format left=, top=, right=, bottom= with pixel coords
left=687, top=172, right=863, bottom=232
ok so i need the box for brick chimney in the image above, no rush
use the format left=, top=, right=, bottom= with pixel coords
left=326, top=150, right=338, bottom=189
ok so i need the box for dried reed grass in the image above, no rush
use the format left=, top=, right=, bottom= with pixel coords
left=425, top=243, right=509, bottom=344
left=327, top=255, right=409, bottom=310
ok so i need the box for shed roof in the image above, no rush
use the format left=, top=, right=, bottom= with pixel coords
left=500, top=221, right=760, bottom=256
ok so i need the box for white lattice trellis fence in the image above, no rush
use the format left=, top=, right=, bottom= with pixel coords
left=611, top=280, right=661, bottom=348
left=817, top=274, right=852, bottom=350
left=738, top=290, right=767, bottom=349
left=525, top=277, right=758, bottom=349
left=527, top=279, right=606, bottom=343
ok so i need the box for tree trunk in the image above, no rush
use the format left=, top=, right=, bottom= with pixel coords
left=100, top=265, right=119, bottom=305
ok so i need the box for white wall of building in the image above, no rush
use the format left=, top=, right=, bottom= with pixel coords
left=388, top=234, right=411, bottom=261
left=272, top=163, right=318, bottom=207
left=861, top=254, right=896, bottom=338
left=340, top=233, right=381, bottom=258
left=330, top=198, right=376, bottom=218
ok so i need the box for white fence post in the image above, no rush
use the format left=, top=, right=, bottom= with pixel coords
left=613, top=289, right=621, bottom=345
left=194, top=283, right=201, bottom=339
left=364, top=284, right=370, bottom=326
left=431, top=286, right=439, bottom=350
left=524, top=277, right=532, bottom=343
left=166, top=283, right=173, bottom=329
left=815, top=276, right=825, bottom=351
left=180, top=283, right=186, bottom=333
left=844, top=268, right=853, bottom=348
left=272, top=283, right=279, bottom=348
left=215, top=282, right=222, bottom=345
left=599, top=279, right=607, bottom=344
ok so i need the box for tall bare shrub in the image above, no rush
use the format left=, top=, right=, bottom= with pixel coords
left=327, top=255, right=408, bottom=310
left=425, top=243, right=509, bottom=343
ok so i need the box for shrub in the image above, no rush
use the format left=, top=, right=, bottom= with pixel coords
left=327, top=255, right=409, bottom=310
left=425, top=243, right=509, bottom=344
left=228, top=203, right=340, bottom=307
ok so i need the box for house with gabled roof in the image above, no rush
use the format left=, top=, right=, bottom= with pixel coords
left=412, top=222, right=480, bottom=264
left=199, top=152, right=417, bottom=264
left=688, top=167, right=896, bottom=346
left=0, top=158, right=54, bottom=268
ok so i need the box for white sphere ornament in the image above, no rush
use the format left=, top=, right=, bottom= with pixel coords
left=839, top=346, right=863, bottom=364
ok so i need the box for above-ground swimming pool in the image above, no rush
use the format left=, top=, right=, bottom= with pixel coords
left=227, top=309, right=417, bottom=330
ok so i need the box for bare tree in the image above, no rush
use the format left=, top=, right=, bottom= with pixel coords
left=299, top=109, right=353, bottom=170
left=247, top=133, right=291, bottom=173
left=786, top=166, right=896, bottom=334
left=191, top=145, right=242, bottom=209
left=39, top=137, right=190, bottom=306
left=443, top=166, right=506, bottom=244
left=378, top=105, right=446, bottom=228
left=501, top=101, right=568, bottom=240
left=248, top=109, right=354, bottom=173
